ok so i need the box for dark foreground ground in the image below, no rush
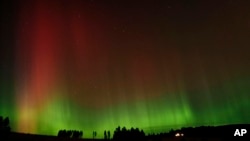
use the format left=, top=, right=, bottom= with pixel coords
left=1, top=124, right=250, bottom=141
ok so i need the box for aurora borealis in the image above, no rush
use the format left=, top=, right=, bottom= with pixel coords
left=1, top=0, right=250, bottom=138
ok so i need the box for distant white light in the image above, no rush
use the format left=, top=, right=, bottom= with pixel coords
left=175, top=133, right=180, bottom=137
left=175, top=133, right=184, bottom=137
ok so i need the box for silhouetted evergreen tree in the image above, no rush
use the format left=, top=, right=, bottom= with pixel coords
left=0, top=116, right=11, bottom=137
left=80, top=130, right=83, bottom=138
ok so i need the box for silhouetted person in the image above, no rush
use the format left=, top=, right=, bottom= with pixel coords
left=107, top=130, right=110, bottom=139
left=93, top=131, right=97, bottom=139
left=104, top=130, right=107, bottom=140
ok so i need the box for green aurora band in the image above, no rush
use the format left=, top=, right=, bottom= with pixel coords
left=1, top=76, right=249, bottom=138
left=1, top=0, right=250, bottom=139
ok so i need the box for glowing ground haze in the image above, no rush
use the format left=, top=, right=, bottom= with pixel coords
left=1, top=0, right=250, bottom=138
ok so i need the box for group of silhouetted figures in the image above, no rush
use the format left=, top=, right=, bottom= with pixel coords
left=103, top=130, right=111, bottom=140
left=92, top=130, right=97, bottom=139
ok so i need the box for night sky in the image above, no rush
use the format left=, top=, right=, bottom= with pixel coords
left=1, top=0, right=250, bottom=138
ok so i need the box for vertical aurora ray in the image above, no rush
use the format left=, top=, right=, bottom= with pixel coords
left=0, top=0, right=248, bottom=139
left=15, top=0, right=63, bottom=133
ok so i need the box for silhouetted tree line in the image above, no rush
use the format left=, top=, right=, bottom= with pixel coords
left=147, top=126, right=214, bottom=140
left=113, top=126, right=145, bottom=141
left=146, top=124, right=250, bottom=140
left=0, top=116, right=11, bottom=136
left=57, top=129, right=83, bottom=138
left=147, top=128, right=180, bottom=141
